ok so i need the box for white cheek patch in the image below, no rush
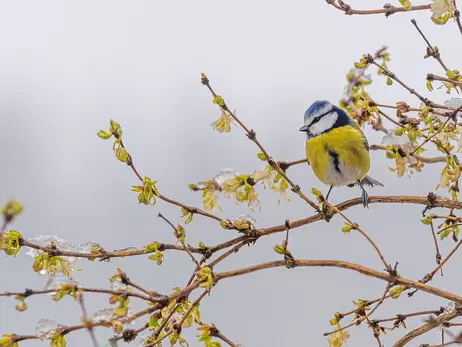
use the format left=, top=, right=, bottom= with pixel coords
left=309, top=112, right=338, bottom=136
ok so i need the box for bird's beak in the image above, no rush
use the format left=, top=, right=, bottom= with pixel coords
left=299, top=124, right=308, bottom=132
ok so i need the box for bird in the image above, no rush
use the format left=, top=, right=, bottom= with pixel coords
left=298, top=100, right=383, bottom=208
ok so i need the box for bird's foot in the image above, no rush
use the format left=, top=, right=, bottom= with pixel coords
left=321, top=201, right=329, bottom=215
left=361, top=190, right=370, bottom=208
left=320, top=201, right=334, bottom=222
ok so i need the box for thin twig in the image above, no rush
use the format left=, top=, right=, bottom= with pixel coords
left=392, top=309, right=461, bottom=347
left=411, top=19, right=449, bottom=71
left=454, top=1, right=462, bottom=38
left=429, top=221, right=443, bottom=270
left=423, top=235, right=462, bottom=282
left=201, top=75, right=320, bottom=211
left=373, top=309, right=444, bottom=324
left=215, top=260, right=462, bottom=303
left=117, top=137, right=222, bottom=222
left=0, top=287, right=153, bottom=302
left=326, top=284, right=390, bottom=335
left=77, top=291, right=99, bottom=347
left=326, top=0, right=431, bottom=16
left=369, top=56, right=448, bottom=110
left=214, top=331, right=238, bottom=347
left=158, top=212, right=201, bottom=267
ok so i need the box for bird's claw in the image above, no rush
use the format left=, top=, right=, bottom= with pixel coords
left=361, top=190, right=370, bottom=208
left=320, top=201, right=333, bottom=222
left=321, top=201, right=329, bottom=215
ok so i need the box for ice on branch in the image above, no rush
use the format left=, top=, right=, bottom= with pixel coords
left=35, top=318, right=59, bottom=340
left=43, top=273, right=79, bottom=291
left=92, top=308, right=116, bottom=322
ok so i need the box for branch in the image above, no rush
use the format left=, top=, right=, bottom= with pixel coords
left=201, top=75, right=320, bottom=211
left=326, top=283, right=390, bottom=335
left=117, top=136, right=222, bottom=222
left=369, top=56, right=449, bottom=110
left=215, top=260, right=462, bottom=303
left=454, top=1, right=462, bottom=37
left=257, top=194, right=462, bottom=238
left=428, top=73, right=462, bottom=89
left=423, top=235, right=462, bottom=283
left=373, top=309, right=444, bottom=324
left=158, top=212, right=201, bottom=267
left=411, top=19, right=449, bottom=72
left=326, top=0, right=431, bottom=16
left=392, top=308, right=462, bottom=347
left=77, top=292, right=99, bottom=347
left=0, top=287, right=153, bottom=302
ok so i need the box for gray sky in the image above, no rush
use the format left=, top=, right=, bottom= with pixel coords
left=1, top=1, right=462, bottom=346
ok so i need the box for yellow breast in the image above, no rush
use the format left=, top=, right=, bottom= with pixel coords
left=306, top=125, right=371, bottom=186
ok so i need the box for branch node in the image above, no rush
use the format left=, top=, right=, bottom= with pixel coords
left=291, top=185, right=301, bottom=193
left=246, top=129, right=256, bottom=140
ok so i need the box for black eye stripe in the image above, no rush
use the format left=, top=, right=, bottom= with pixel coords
left=309, top=116, right=322, bottom=127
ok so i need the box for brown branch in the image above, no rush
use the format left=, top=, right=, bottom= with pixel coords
left=412, top=116, right=452, bottom=155
left=176, top=290, right=207, bottom=330
left=17, top=194, right=462, bottom=270
left=158, top=212, right=201, bottom=267
left=77, top=291, right=98, bottom=347
left=369, top=56, right=448, bottom=110
left=326, top=0, right=431, bottom=16
left=373, top=102, right=447, bottom=116
left=373, top=309, right=444, bottom=324
left=326, top=283, right=390, bottom=335
left=429, top=220, right=443, bottom=269
left=256, top=195, right=462, bottom=238
left=201, top=75, right=320, bottom=211
left=392, top=308, right=462, bottom=347
left=13, top=279, right=203, bottom=344
left=278, top=158, right=308, bottom=171
left=371, top=145, right=448, bottom=164
left=428, top=74, right=462, bottom=89
left=15, top=304, right=161, bottom=343
left=211, top=327, right=238, bottom=347
left=117, top=138, right=222, bottom=222
left=215, top=260, right=462, bottom=303
left=423, top=235, right=462, bottom=283
left=143, top=330, right=174, bottom=347
left=20, top=239, right=203, bottom=260
left=454, top=1, right=462, bottom=38
left=411, top=19, right=449, bottom=71
left=0, top=287, right=153, bottom=301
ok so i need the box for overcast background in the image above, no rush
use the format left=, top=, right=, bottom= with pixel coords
left=1, top=1, right=462, bottom=346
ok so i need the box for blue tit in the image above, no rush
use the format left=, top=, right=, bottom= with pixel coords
left=299, top=100, right=383, bottom=208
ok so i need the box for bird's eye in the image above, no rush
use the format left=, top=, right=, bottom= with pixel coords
left=310, top=116, right=321, bottom=126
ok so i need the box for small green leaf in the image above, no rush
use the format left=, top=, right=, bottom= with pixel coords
left=97, top=130, right=113, bottom=139
left=426, top=80, right=434, bottom=91
left=257, top=152, right=268, bottom=161
left=386, top=76, right=393, bottom=85
left=212, top=95, right=225, bottom=107
left=421, top=216, right=433, bottom=225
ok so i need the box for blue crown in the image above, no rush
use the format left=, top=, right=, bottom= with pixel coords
left=304, top=100, right=334, bottom=122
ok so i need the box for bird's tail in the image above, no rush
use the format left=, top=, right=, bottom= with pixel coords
left=360, top=175, right=384, bottom=187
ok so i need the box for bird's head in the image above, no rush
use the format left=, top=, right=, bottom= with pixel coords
left=299, top=100, right=345, bottom=138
